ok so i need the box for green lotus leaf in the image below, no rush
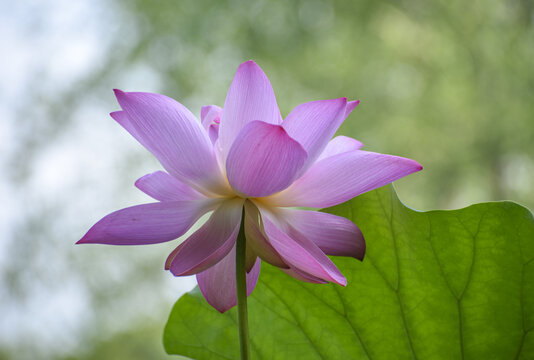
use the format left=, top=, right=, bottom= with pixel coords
left=164, top=185, right=534, bottom=359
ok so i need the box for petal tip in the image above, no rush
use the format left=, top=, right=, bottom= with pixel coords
left=76, top=235, right=93, bottom=245
left=169, top=265, right=182, bottom=277
left=413, top=161, right=424, bottom=172
left=236, top=60, right=265, bottom=77
left=109, top=110, right=122, bottom=120
left=113, top=88, right=125, bottom=97
left=355, top=248, right=366, bottom=262
left=332, top=97, right=348, bottom=104
left=197, top=277, right=237, bottom=313
left=113, top=89, right=128, bottom=104
left=345, top=100, right=360, bottom=118
left=329, top=267, right=348, bottom=286
left=337, top=274, right=348, bottom=286
left=241, top=59, right=258, bottom=67
left=350, top=99, right=360, bottom=108
left=77, top=227, right=102, bottom=244
left=401, top=158, right=424, bottom=173
left=215, top=304, right=232, bottom=313
left=133, top=173, right=150, bottom=190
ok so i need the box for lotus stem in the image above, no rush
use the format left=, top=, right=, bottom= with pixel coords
left=236, top=206, right=250, bottom=360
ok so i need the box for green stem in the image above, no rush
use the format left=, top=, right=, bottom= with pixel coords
left=236, top=206, right=250, bottom=360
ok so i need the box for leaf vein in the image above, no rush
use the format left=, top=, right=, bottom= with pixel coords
left=332, top=285, right=373, bottom=360
left=262, top=281, right=326, bottom=360
left=377, top=188, right=418, bottom=360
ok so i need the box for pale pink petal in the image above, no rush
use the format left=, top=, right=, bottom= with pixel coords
left=316, top=136, right=364, bottom=162
left=77, top=200, right=216, bottom=245
left=201, top=105, right=222, bottom=144
left=197, top=247, right=261, bottom=313
left=219, top=61, right=282, bottom=161
left=200, top=105, right=222, bottom=130
left=168, top=198, right=244, bottom=276
left=244, top=201, right=287, bottom=268
left=259, top=208, right=347, bottom=286
left=113, top=90, right=229, bottom=195
left=345, top=100, right=360, bottom=118
left=282, top=98, right=348, bottom=170
left=280, top=209, right=365, bottom=260
left=110, top=110, right=144, bottom=145
left=135, top=171, right=206, bottom=202
left=207, top=123, right=219, bottom=144
left=266, top=150, right=423, bottom=208
left=226, top=121, right=307, bottom=197
left=281, top=267, right=328, bottom=284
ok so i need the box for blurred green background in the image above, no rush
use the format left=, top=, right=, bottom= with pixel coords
left=1, top=0, right=532, bottom=359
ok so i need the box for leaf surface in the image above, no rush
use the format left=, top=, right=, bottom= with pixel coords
left=164, top=186, right=534, bottom=359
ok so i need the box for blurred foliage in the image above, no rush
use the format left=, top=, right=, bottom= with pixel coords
left=60, top=325, right=188, bottom=360
left=109, top=0, right=534, bottom=211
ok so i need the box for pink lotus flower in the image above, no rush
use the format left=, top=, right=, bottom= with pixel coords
left=78, top=60, right=422, bottom=312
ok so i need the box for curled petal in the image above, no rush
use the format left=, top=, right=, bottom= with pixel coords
left=197, top=247, right=261, bottom=313
left=201, top=105, right=222, bottom=130
left=112, top=91, right=229, bottom=195
left=207, top=123, right=220, bottom=145
left=265, top=150, right=423, bottom=208
left=279, top=209, right=365, bottom=260
left=282, top=98, right=348, bottom=170
left=244, top=201, right=287, bottom=268
left=168, top=198, right=244, bottom=276
left=77, top=200, right=216, bottom=245
left=259, top=208, right=347, bottom=286
left=219, top=60, right=282, bottom=161
left=135, top=171, right=206, bottom=202
left=316, top=136, right=364, bottom=162
left=201, top=105, right=222, bottom=144
left=226, top=121, right=307, bottom=197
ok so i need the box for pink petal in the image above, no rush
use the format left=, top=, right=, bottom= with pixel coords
left=282, top=98, right=348, bottom=170
left=207, top=123, right=219, bottom=145
left=77, top=200, right=216, bottom=245
left=244, top=201, right=287, bottom=268
left=200, top=105, right=222, bottom=129
left=110, top=110, right=143, bottom=144
left=218, top=61, right=282, bottom=161
left=112, top=91, right=229, bottom=195
left=135, top=171, right=206, bottom=202
left=197, top=247, right=261, bottom=313
left=345, top=99, right=360, bottom=118
left=316, top=136, right=364, bottom=162
left=280, top=209, right=365, bottom=260
left=168, top=198, right=244, bottom=276
left=281, top=267, right=328, bottom=284
left=259, top=208, right=347, bottom=286
left=201, top=105, right=222, bottom=144
left=226, top=121, right=307, bottom=197
left=266, top=150, right=423, bottom=208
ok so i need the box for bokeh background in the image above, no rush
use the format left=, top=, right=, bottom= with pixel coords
left=1, top=0, right=533, bottom=359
